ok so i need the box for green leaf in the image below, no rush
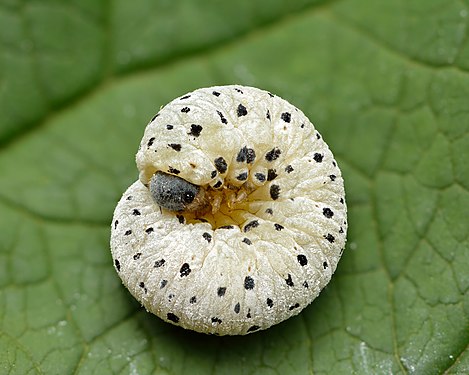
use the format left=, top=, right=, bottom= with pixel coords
left=1, top=0, right=468, bottom=374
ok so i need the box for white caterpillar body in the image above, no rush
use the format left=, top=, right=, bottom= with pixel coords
left=110, top=85, right=347, bottom=335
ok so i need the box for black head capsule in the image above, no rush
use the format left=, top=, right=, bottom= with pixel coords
left=149, top=171, right=206, bottom=212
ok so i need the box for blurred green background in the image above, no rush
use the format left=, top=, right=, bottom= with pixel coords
left=0, top=0, right=468, bottom=374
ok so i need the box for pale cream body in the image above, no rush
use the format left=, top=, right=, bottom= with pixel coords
left=110, top=85, right=347, bottom=335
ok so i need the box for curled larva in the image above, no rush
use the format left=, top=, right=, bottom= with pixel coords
left=110, top=85, right=347, bottom=335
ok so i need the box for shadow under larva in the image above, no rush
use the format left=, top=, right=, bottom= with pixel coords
left=110, top=85, right=347, bottom=336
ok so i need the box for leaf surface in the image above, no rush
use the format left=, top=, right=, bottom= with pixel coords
left=1, top=0, right=468, bottom=374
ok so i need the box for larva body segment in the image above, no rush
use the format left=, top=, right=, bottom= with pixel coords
left=111, top=85, right=347, bottom=335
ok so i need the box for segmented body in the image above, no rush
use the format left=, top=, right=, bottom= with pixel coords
left=110, top=85, right=347, bottom=335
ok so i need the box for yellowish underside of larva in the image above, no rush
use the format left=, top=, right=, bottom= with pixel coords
left=111, top=85, right=347, bottom=335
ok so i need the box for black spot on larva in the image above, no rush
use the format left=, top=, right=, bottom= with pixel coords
left=126, top=196, right=132, bottom=200
left=114, top=259, right=120, bottom=271
left=145, top=227, right=154, bottom=234
left=242, top=237, right=252, bottom=245
left=324, top=234, right=335, bottom=243
left=180, top=95, right=191, bottom=100
left=236, top=172, right=248, bottom=181
left=270, top=184, right=281, bottom=200
left=265, top=147, right=281, bottom=162
left=329, top=174, right=336, bottom=181
left=114, top=220, right=119, bottom=229
left=168, top=143, right=182, bottom=152
left=124, top=230, right=132, bottom=236
left=190, top=296, right=197, bottom=304
left=316, top=133, right=321, bottom=139
left=285, top=165, right=294, bottom=173
left=219, top=225, right=234, bottom=229
left=188, top=124, right=203, bottom=137
left=297, top=254, right=308, bottom=266
left=217, top=287, right=227, bottom=297
left=323, top=261, right=328, bottom=269
left=300, top=123, right=305, bottom=128
left=313, top=153, right=323, bottom=162
left=244, top=220, right=259, bottom=232
left=244, top=276, right=255, bottom=290
left=267, top=298, right=273, bottom=308
left=211, top=317, right=222, bottom=324
left=214, top=157, right=227, bottom=174
left=168, top=294, right=175, bottom=301
left=168, top=166, right=180, bottom=175
left=246, top=309, right=251, bottom=318
left=339, top=227, right=344, bottom=234
left=285, top=274, right=294, bottom=287
left=213, top=181, right=222, bottom=189
left=133, top=253, right=142, bottom=260
left=235, top=88, right=244, bottom=94
left=217, top=110, right=228, bottom=124
left=289, top=303, right=300, bottom=311
left=234, top=303, right=240, bottom=314
left=160, top=279, right=168, bottom=289
left=132, top=209, right=141, bottom=216
left=139, top=282, right=147, bottom=293
left=167, top=313, right=179, bottom=323
left=265, top=208, right=273, bottom=215
left=332, top=161, right=337, bottom=167
left=255, top=173, right=266, bottom=182
left=266, top=109, right=271, bottom=120
left=180, top=263, right=191, bottom=277
left=212, top=91, right=220, bottom=96
left=303, top=281, right=309, bottom=288
left=203, top=232, right=212, bottom=243
left=246, top=149, right=256, bottom=163
left=340, top=197, right=344, bottom=204
left=281, top=112, right=291, bottom=123
left=147, top=137, right=155, bottom=147
left=274, top=223, right=284, bottom=231
left=154, top=259, right=165, bottom=268
left=177, top=214, right=185, bottom=224
left=211, top=170, right=217, bottom=178
left=236, top=146, right=256, bottom=163
left=267, top=169, right=278, bottom=181
left=181, top=107, right=190, bottom=113
left=268, top=92, right=274, bottom=98
left=247, top=325, right=260, bottom=333
left=323, top=207, right=334, bottom=218
left=166, top=124, right=174, bottom=130
left=237, top=104, right=248, bottom=117
left=150, top=113, right=159, bottom=122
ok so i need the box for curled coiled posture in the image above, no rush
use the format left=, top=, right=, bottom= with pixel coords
left=110, top=85, right=347, bottom=335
